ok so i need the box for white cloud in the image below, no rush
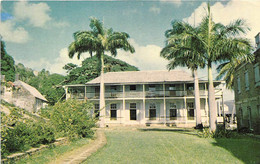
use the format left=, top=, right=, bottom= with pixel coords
left=51, top=21, right=70, bottom=28
left=160, top=0, right=182, bottom=6
left=183, top=0, right=260, bottom=44
left=13, top=1, right=51, bottom=27
left=0, top=20, right=29, bottom=43
left=115, top=39, right=169, bottom=71
left=149, top=6, right=161, bottom=14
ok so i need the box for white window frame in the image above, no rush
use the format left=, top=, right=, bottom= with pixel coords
left=169, top=84, right=176, bottom=91
left=245, top=71, right=249, bottom=91
left=254, top=63, right=260, bottom=86
left=237, top=77, right=241, bottom=94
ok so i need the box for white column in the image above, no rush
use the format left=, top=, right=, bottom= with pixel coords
left=64, top=86, right=68, bottom=100
left=143, top=84, right=146, bottom=123
left=184, top=83, right=187, bottom=126
left=85, top=86, right=87, bottom=99
left=205, top=83, right=209, bottom=125
left=163, top=83, right=166, bottom=125
left=123, top=85, right=125, bottom=124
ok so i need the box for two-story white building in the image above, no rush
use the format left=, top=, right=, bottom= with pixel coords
left=63, top=70, right=224, bottom=127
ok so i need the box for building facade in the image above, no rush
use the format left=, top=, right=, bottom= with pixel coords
left=64, top=70, right=224, bottom=127
left=234, top=33, right=260, bottom=133
left=1, top=76, right=48, bottom=113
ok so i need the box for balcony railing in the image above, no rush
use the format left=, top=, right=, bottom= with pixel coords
left=145, top=91, right=164, bottom=98
left=105, top=92, right=123, bottom=98
left=125, top=91, right=143, bottom=98
left=67, top=93, right=85, bottom=99
left=81, top=89, right=221, bottom=99
left=165, top=90, right=186, bottom=97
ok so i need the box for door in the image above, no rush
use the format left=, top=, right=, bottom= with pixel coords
left=130, top=103, right=137, bottom=120
left=130, top=110, right=137, bottom=120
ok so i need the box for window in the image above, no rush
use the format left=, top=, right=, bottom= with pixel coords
left=110, top=104, right=117, bottom=120
left=237, top=77, right=241, bottom=93
left=111, top=104, right=117, bottom=109
left=170, top=103, right=177, bottom=120
left=245, top=71, right=249, bottom=90
left=187, top=84, right=194, bottom=90
left=149, top=85, right=156, bottom=91
left=130, top=103, right=136, bottom=109
left=130, top=103, right=137, bottom=120
left=254, top=64, right=260, bottom=85
left=247, top=107, right=252, bottom=129
left=110, top=86, right=117, bottom=91
left=169, top=84, right=176, bottom=91
left=187, top=102, right=194, bottom=120
left=94, top=104, right=100, bottom=118
left=149, top=103, right=156, bottom=120
left=130, top=85, right=136, bottom=91
left=239, top=108, right=243, bottom=125
left=95, top=87, right=100, bottom=97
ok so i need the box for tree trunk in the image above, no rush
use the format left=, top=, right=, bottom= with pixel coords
left=208, top=62, right=217, bottom=131
left=193, top=69, right=202, bottom=127
left=99, top=53, right=106, bottom=128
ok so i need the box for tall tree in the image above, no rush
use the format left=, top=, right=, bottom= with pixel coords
left=1, top=41, right=15, bottom=82
left=216, top=55, right=254, bottom=89
left=63, top=54, right=139, bottom=85
left=161, top=21, right=205, bottom=128
left=68, top=17, right=135, bottom=127
left=197, top=4, right=252, bottom=131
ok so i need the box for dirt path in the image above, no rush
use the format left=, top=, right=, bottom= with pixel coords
left=49, top=129, right=106, bottom=164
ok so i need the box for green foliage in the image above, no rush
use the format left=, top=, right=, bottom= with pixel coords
left=197, top=126, right=240, bottom=138
left=15, top=63, right=35, bottom=83
left=33, top=73, right=65, bottom=105
left=64, top=54, right=139, bottom=84
left=14, top=65, right=66, bottom=105
left=49, top=99, right=96, bottom=140
left=1, top=41, right=15, bottom=82
left=1, top=107, right=55, bottom=158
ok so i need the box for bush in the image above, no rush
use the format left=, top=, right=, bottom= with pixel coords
left=197, top=126, right=240, bottom=138
left=1, top=109, right=55, bottom=158
left=50, top=99, right=97, bottom=140
left=39, top=107, right=52, bottom=119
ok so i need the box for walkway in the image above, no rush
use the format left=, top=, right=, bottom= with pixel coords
left=50, top=129, right=106, bottom=164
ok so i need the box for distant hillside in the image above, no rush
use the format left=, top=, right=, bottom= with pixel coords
left=64, top=54, right=139, bottom=84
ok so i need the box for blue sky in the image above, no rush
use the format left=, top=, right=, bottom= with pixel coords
left=1, top=0, right=260, bottom=100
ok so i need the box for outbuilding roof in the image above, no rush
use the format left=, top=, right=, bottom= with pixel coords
left=13, top=80, right=48, bottom=102
left=86, top=70, right=194, bottom=85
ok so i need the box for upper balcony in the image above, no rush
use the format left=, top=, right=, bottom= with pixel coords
left=65, top=83, right=223, bottom=100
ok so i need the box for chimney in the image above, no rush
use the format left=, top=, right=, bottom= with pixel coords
left=15, top=74, right=20, bottom=81
left=255, top=32, right=260, bottom=50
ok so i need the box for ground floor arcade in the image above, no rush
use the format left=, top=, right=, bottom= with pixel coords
left=91, top=98, right=217, bottom=127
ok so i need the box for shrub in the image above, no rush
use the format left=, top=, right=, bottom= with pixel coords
left=50, top=99, right=96, bottom=140
left=197, top=126, right=240, bottom=138
left=39, top=107, right=52, bottom=119
left=1, top=109, right=55, bottom=158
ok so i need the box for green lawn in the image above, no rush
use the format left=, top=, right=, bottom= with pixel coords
left=86, top=127, right=260, bottom=164
left=15, top=138, right=91, bottom=164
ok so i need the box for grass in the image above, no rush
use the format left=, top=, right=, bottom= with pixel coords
left=86, top=127, right=260, bottom=164
left=15, top=138, right=91, bottom=164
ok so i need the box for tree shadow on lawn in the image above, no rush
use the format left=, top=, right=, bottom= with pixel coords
left=212, top=137, right=260, bottom=164
left=138, top=128, right=199, bottom=137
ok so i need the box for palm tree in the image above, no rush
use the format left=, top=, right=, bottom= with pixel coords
left=162, top=4, right=252, bottom=131
left=161, top=21, right=205, bottom=128
left=68, top=17, right=135, bottom=127
left=216, top=55, right=254, bottom=89
left=197, top=4, right=252, bottom=131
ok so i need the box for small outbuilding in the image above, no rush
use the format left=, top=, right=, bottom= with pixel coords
left=1, top=75, right=48, bottom=113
